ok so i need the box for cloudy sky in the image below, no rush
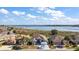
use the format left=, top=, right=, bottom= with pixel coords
left=0, top=7, right=79, bottom=25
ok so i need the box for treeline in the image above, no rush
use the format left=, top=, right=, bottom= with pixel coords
left=1, top=25, right=79, bottom=27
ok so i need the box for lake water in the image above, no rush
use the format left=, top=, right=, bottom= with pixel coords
left=13, top=25, right=79, bottom=32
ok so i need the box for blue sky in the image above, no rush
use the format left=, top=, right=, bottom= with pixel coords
left=0, top=7, right=79, bottom=25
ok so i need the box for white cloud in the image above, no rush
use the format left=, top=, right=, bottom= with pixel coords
left=36, top=7, right=48, bottom=13
left=51, top=11, right=65, bottom=17
left=37, top=7, right=79, bottom=25
left=49, top=7, right=56, bottom=9
left=0, top=7, right=79, bottom=25
left=0, top=9, right=9, bottom=14
left=37, top=7, right=47, bottom=11
left=37, top=7, right=55, bottom=11
left=25, top=7, right=79, bottom=25
left=12, top=11, right=25, bottom=16
left=26, top=14, right=37, bottom=18
left=44, top=8, right=65, bottom=17
left=49, top=16, right=79, bottom=25
left=37, top=7, right=65, bottom=18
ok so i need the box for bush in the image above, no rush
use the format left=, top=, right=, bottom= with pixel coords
left=48, top=38, right=53, bottom=45
left=51, top=30, right=58, bottom=35
left=12, top=45, right=22, bottom=50
left=64, top=36, right=70, bottom=41
left=74, top=47, right=79, bottom=51
left=13, top=30, right=16, bottom=34
left=64, top=35, right=77, bottom=48
left=70, top=35, right=76, bottom=40
left=7, top=27, right=14, bottom=31
left=27, top=39, right=33, bottom=45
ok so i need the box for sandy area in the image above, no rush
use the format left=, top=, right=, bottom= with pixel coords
left=0, top=45, right=12, bottom=50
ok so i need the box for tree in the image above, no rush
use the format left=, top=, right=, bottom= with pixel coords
left=51, top=30, right=58, bottom=35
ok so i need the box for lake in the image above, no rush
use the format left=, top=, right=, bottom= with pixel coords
left=11, top=25, right=79, bottom=32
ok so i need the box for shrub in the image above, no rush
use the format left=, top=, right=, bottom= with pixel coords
left=48, top=38, right=53, bottom=45
left=64, top=36, right=70, bottom=41
left=70, top=35, right=76, bottom=40
left=51, top=30, right=58, bottom=35
left=7, top=27, right=14, bottom=31
left=27, top=39, right=33, bottom=45
left=74, top=47, right=79, bottom=51
left=12, top=45, right=22, bottom=50
left=13, top=30, right=16, bottom=34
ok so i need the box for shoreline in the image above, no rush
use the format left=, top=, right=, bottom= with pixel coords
left=0, top=26, right=79, bottom=36
left=13, top=27, right=79, bottom=37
